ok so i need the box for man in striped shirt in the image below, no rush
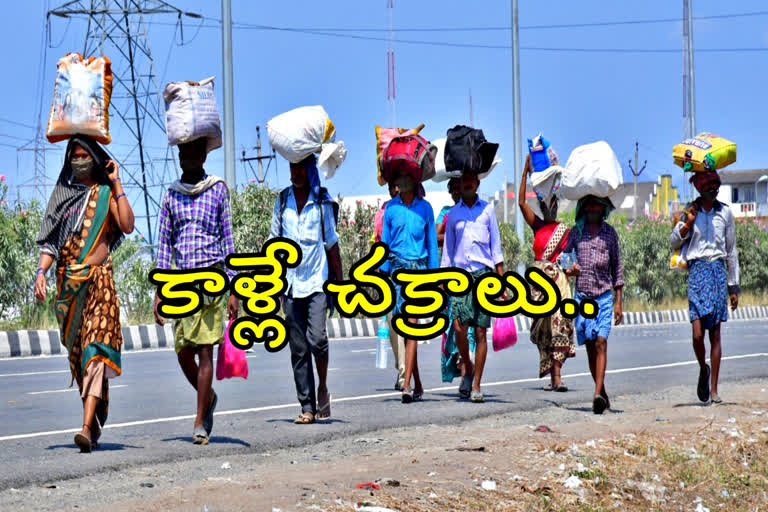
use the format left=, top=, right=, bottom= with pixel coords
left=154, top=137, right=239, bottom=445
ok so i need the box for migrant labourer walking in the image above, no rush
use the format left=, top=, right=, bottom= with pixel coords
left=565, top=195, right=624, bottom=414
left=154, top=136, right=239, bottom=445
left=441, top=171, right=505, bottom=403
left=35, top=135, right=135, bottom=453
left=670, top=170, right=739, bottom=404
left=372, top=181, right=407, bottom=391
left=518, top=156, right=575, bottom=392
left=270, top=154, right=343, bottom=424
left=439, top=176, right=478, bottom=385
left=381, top=172, right=439, bottom=403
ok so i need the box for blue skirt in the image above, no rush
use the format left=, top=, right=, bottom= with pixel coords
left=688, top=259, right=728, bottom=329
left=388, top=254, right=428, bottom=317
left=574, top=291, right=613, bottom=345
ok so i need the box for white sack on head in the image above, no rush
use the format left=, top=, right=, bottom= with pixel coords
left=164, top=76, right=222, bottom=153
left=558, top=141, right=622, bottom=201
left=530, top=165, right=565, bottom=204
left=266, top=105, right=346, bottom=179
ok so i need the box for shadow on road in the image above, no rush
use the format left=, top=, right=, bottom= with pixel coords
left=46, top=442, right=143, bottom=451
left=161, top=436, right=251, bottom=447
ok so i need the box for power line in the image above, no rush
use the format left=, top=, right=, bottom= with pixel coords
left=0, top=117, right=36, bottom=130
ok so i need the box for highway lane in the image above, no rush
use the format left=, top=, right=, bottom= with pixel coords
left=0, top=319, right=766, bottom=490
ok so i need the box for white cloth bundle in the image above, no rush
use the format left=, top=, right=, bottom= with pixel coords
left=164, top=76, right=222, bottom=153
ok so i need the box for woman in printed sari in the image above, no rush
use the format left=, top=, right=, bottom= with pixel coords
left=518, top=156, right=575, bottom=392
left=35, top=135, right=135, bottom=453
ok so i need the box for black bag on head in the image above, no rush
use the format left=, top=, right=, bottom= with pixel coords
left=444, top=125, right=499, bottom=175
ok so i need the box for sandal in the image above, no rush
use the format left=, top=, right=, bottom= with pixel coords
left=74, top=425, right=92, bottom=453
left=697, top=364, right=711, bottom=403
left=711, top=393, right=722, bottom=404
left=90, top=417, right=102, bottom=449
left=543, top=383, right=554, bottom=392
left=401, top=387, right=414, bottom=404
left=203, top=391, right=218, bottom=436
left=316, top=389, right=331, bottom=420
left=592, top=395, right=607, bottom=415
left=192, top=426, right=209, bottom=445
left=459, top=374, right=473, bottom=399
left=413, top=389, right=424, bottom=402
left=293, top=411, right=315, bottom=425
left=554, top=383, right=569, bottom=393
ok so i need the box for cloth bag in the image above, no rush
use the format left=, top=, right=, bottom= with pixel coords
left=444, top=125, right=500, bottom=175
left=216, top=319, right=249, bottom=380
left=47, top=53, right=113, bottom=145
left=375, top=124, right=424, bottom=185
left=164, top=76, right=222, bottom=153
left=267, top=105, right=346, bottom=179
left=559, top=141, right=622, bottom=201
left=492, top=316, right=518, bottom=352
left=431, top=137, right=501, bottom=183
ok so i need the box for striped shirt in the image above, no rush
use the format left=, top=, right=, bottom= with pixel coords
left=156, top=181, right=236, bottom=279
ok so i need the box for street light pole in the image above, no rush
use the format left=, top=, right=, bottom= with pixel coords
left=512, top=0, right=524, bottom=272
left=221, top=0, right=236, bottom=189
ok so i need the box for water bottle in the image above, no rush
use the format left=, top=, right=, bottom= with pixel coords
left=376, top=317, right=389, bottom=369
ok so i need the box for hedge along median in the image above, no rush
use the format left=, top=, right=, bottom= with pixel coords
left=2, top=306, right=767, bottom=358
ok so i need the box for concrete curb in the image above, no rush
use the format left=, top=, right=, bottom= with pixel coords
left=1, top=306, right=767, bottom=358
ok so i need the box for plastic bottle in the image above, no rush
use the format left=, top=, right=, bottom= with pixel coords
left=376, top=317, right=389, bottom=369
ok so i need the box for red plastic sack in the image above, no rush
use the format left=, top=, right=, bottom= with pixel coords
left=492, top=316, right=518, bottom=352
left=381, top=134, right=437, bottom=185
left=216, top=319, right=248, bottom=380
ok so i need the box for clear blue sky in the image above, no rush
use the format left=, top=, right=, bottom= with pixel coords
left=2, top=1, right=767, bottom=216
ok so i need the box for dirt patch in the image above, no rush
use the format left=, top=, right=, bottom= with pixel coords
left=78, top=382, right=768, bottom=512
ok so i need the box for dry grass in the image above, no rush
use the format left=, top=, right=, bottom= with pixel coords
left=625, top=292, right=767, bottom=312
left=323, top=413, right=768, bottom=512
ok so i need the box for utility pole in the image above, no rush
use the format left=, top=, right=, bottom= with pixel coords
left=682, top=0, right=696, bottom=202
left=221, top=0, right=236, bottom=189
left=241, top=125, right=276, bottom=186
left=628, top=141, right=647, bottom=220
left=469, top=89, right=474, bottom=127
left=511, top=0, right=524, bottom=271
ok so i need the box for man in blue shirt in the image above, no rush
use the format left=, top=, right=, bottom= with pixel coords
left=270, top=154, right=343, bottom=424
left=381, top=172, right=439, bottom=403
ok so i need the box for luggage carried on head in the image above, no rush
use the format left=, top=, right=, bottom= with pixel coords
left=47, top=53, right=113, bottom=145
left=672, top=132, right=736, bottom=173
left=559, top=141, right=623, bottom=201
left=528, top=133, right=560, bottom=172
left=381, top=132, right=437, bottom=185
left=431, top=137, right=501, bottom=183
left=530, top=165, right=565, bottom=204
left=164, top=76, right=222, bottom=153
left=267, top=105, right=347, bottom=179
left=444, top=125, right=499, bottom=176
left=375, top=124, right=425, bottom=185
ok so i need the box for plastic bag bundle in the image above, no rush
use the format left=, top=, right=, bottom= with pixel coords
left=164, top=76, right=222, bottom=153
left=559, top=141, right=623, bottom=201
left=672, top=132, right=736, bottom=172
left=530, top=165, right=565, bottom=204
left=431, top=137, right=501, bottom=183
left=216, top=319, right=249, bottom=380
left=267, top=105, right=346, bottom=179
left=528, top=133, right=560, bottom=172
left=375, top=124, right=424, bottom=185
left=47, top=53, right=113, bottom=145
left=492, top=316, right=517, bottom=352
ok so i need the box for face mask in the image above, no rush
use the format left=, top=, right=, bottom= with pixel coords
left=71, top=157, right=94, bottom=180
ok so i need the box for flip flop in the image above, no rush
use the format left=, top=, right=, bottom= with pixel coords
left=401, top=387, right=414, bottom=404
left=317, top=389, right=331, bottom=420
left=543, top=383, right=554, bottom=392
left=293, top=412, right=315, bottom=425
left=697, top=364, right=711, bottom=403
left=192, top=426, right=209, bottom=445
left=459, top=374, right=473, bottom=399
left=554, top=383, right=569, bottom=393
left=74, top=431, right=92, bottom=453
left=413, top=390, right=424, bottom=402
left=203, top=391, right=218, bottom=436
left=592, top=395, right=607, bottom=415
left=470, top=390, right=484, bottom=403
left=711, top=393, right=722, bottom=404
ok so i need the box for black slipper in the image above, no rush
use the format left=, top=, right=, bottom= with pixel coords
left=592, top=395, right=607, bottom=415
left=697, top=364, right=711, bottom=403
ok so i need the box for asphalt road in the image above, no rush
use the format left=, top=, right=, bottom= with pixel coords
left=0, top=319, right=766, bottom=490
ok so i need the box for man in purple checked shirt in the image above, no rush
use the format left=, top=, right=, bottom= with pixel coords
left=153, top=137, right=239, bottom=446
left=566, top=195, right=624, bottom=415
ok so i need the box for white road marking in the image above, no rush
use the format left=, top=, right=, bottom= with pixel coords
left=0, top=352, right=766, bottom=443
left=0, top=370, right=69, bottom=378
left=28, top=385, right=127, bottom=396
left=350, top=349, right=377, bottom=353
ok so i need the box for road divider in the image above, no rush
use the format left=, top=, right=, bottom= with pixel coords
left=1, top=306, right=766, bottom=358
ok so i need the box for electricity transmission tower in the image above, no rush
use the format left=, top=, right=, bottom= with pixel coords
left=46, top=0, right=201, bottom=250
